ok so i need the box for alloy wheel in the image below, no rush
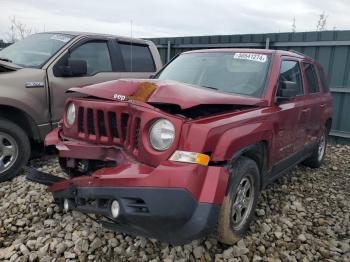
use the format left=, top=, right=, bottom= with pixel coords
left=0, top=132, right=19, bottom=173
left=318, top=131, right=326, bottom=162
left=231, top=175, right=255, bottom=230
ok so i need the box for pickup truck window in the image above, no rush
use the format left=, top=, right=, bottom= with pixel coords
left=304, top=63, right=320, bottom=94
left=70, top=41, right=112, bottom=76
left=156, top=52, right=271, bottom=97
left=0, top=33, right=73, bottom=68
left=278, top=60, right=303, bottom=97
left=118, top=42, right=155, bottom=72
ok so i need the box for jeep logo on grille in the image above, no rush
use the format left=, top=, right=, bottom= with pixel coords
left=113, top=94, right=127, bottom=101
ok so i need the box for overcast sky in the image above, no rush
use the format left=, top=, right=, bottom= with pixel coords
left=1, top=0, right=350, bottom=41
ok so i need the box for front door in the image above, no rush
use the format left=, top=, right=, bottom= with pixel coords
left=271, top=59, right=310, bottom=167
left=47, top=39, right=151, bottom=123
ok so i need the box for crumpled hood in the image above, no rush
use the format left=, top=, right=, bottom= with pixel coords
left=69, top=79, right=267, bottom=110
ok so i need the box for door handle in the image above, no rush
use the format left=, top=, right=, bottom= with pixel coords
left=301, top=108, right=310, bottom=113
left=320, top=104, right=326, bottom=108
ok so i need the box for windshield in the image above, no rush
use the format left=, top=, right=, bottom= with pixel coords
left=0, top=33, right=73, bottom=68
left=157, top=52, right=271, bottom=97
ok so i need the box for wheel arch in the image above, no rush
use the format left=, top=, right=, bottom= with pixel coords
left=0, top=105, right=41, bottom=141
left=228, top=141, right=269, bottom=190
left=325, top=118, right=332, bottom=134
left=230, top=141, right=268, bottom=174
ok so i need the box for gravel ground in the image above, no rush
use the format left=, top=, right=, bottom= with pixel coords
left=0, top=144, right=349, bottom=262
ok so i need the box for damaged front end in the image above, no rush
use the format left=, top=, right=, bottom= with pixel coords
left=25, top=79, right=268, bottom=244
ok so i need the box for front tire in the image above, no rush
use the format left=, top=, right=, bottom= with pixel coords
left=0, top=119, right=31, bottom=182
left=217, top=156, right=260, bottom=244
left=302, top=127, right=327, bottom=168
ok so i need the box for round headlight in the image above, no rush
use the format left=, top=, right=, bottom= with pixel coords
left=66, top=103, right=76, bottom=126
left=149, top=119, right=175, bottom=151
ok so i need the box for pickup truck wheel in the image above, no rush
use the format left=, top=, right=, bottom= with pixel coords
left=0, top=119, right=31, bottom=182
left=302, top=128, right=327, bottom=168
left=217, top=156, right=260, bottom=244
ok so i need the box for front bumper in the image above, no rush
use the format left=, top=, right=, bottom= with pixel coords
left=53, top=184, right=219, bottom=245
left=45, top=161, right=227, bottom=244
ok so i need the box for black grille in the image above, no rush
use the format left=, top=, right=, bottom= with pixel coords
left=87, top=108, right=95, bottom=135
left=108, top=112, right=118, bottom=138
left=121, top=113, right=129, bottom=141
left=123, top=198, right=149, bottom=213
left=134, top=118, right=141, bottom=149
left=78, top=107, right=84, bottom=132
left=97, top=110, right=106, bottom=137
left=72, top=105, right=138, bottom=146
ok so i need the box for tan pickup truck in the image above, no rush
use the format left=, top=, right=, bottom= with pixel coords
left=0, top=32, right=162, bottom=181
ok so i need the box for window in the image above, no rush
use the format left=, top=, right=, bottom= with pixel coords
left=318, top=66, right=330, bottom=93
left=118, top=42, right=155, bottom=72
left=70, top=41, right=112, bottom=76
left=304, top=63, right=320, bottom=94
left=277, top=60, right=303, bottom=97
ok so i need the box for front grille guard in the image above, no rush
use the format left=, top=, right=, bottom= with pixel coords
left=76, top=105, right=141, bottom=153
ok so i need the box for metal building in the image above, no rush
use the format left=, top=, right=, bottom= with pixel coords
left=148, top=30, right=350, bottom=143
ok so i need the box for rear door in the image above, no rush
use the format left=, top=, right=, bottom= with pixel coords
left=301, top=62, right=326, bottom=144
left=117, top=41, right=157, bottom=77
left=272, top=59, right=310, bottom=166
left=47, top=38, right=122, bottom=122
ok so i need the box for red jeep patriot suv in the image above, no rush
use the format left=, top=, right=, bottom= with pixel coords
left=27, top=49, right=332, bottom=245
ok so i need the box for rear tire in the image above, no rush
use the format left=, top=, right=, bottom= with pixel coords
left=302, top=127, right=327, bottom=168
left=217, top=156, right=260, bottom=244
left=0, top=119, right=31, bottom=182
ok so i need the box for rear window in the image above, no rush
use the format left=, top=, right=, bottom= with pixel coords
left=118, top=42, right=155, bottom=72
left=319, top=66, right=330, bottom=93
left=304, top=63, right=320, bottom=94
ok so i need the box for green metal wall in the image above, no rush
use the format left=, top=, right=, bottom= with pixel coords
left=147, top=30, right=350, bottom=142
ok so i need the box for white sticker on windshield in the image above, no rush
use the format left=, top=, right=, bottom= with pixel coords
left=233, top=53, right=267, bottom=63
left=50, top=34, right=71, bottom=43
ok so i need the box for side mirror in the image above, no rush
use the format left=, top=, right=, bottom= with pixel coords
left=149, top=74, right=156, bottom=79
left=275, top=81, right=299, bottom=104
left=60, top=59, right=87, bottom=77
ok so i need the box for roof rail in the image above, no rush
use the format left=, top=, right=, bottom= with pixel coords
left=288, top=49, right=306, bottom=56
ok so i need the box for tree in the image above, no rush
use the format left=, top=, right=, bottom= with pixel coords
left=316, top=12, right=328, bottom=31
left=4, top=16, right=33, bottom=42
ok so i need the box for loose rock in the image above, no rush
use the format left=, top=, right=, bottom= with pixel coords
left=0, top=145, right=348, bottom=261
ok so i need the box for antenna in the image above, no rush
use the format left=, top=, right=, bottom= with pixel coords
left=130, top=20, right=133, bottom=72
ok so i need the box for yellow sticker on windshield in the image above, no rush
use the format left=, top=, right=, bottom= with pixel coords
left=234, top=53, right=267, bottom=63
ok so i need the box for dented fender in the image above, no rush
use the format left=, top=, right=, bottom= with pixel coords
left=212, top=122, right=273, bottom=161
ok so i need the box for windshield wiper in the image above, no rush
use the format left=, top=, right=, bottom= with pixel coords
left=201, top=85, right=218, bottom=90
left=0, top=57, right=12, bottom=63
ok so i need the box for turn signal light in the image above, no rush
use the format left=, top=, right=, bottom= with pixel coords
left=169, top=151, right=210, bottom=166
